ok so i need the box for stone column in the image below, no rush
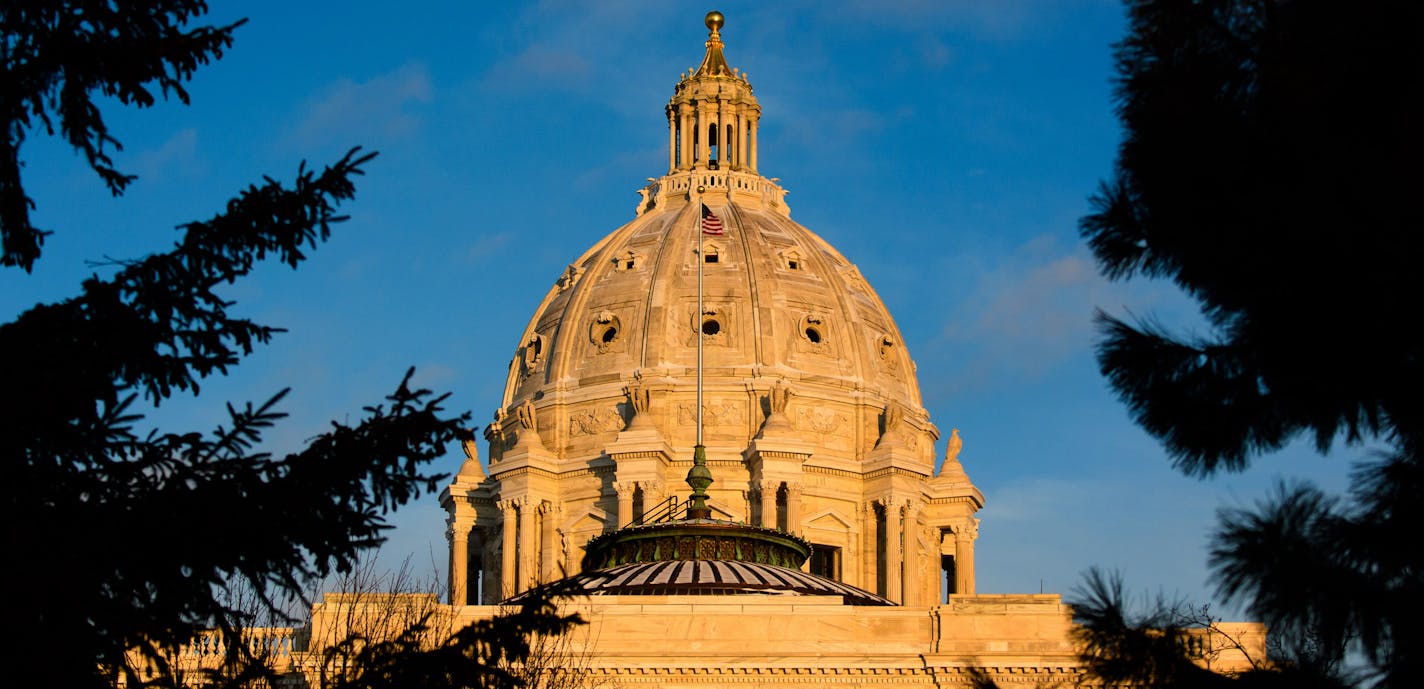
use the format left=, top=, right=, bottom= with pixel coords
left=884, top=499, right=903, bottom=604
left=749, top=118, right=759, bottom=172
left=759, top=480, right=778, bottom=529
left=785, top=483, right=803, bottom=534
left=716, top=101, right=727, bottom=168
left=540, top=501, right=559, bottom=582
left=667, top=110, right=677, bottom=172
left=614, top=481, right=635, bottom=528
left=679, top=106, right=693, bottom=170
left=923, top=526, right=940, bottom=605
left=499, top=499, right=518, bottom=600
left=449, top=518, right=473, bottom=605
left=519, top=500, right=537, bottom=592
left=644, top=480, right=666, bottom=517
left=736, top=111, right=747, bottom=170
left=862, top=501, right=877, bottom=592
left=693, top=105, right=705, bottom=169
left=902, top=503, right=920, bottom=605
left=954, top=521, right=979, bottom=596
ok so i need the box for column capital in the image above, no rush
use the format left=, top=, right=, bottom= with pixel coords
left=495, top=498, right=529, bottom=515
left=952, top=519, right=980, bottom=541
left=450, top=514, right=476, bottom=533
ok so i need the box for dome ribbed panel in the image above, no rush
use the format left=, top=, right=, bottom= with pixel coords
left=542, top=561, right=892, bottom=606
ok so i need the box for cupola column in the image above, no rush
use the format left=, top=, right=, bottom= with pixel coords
left=717, top=100, right=728, bottom=169
left=736, top=109, right=748, bottom=170
left=694, top=102, right=706, bottom=169
left=667, top=109, right=677, bottom=172
left=682, top=103, right=695, bottom=170
left=749, top=117, right=759, bottom=172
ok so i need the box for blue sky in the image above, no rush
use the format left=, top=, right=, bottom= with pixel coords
left=3, top=2, right=1355, bottom=611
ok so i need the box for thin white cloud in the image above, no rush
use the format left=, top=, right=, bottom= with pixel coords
left=930, top=234, right=1178, bottom=396
left=942, top=238, right=1108, bottom=377
left=133, top=128, right=202, bottom=182
left=840, top=0, right=1052, bottom=40
left=483, top=46, right=591, bottom=91
left=463, top=232, right=514, bottom=263
left=287, top=63, right=433, bottom=149
left=410, top=363, right=458, bottom=390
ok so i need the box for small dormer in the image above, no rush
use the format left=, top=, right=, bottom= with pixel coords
left=613, top=249, right=643, bottom=272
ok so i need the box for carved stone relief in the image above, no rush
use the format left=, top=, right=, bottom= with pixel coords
left=677, top=401, right=745, bottom=427
left=794, top=407, right=850, bottom=436
left=568, top=407, right=627, bottom=437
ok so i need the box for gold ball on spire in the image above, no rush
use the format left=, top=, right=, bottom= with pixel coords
left=705, top=10, right=725, bottom=33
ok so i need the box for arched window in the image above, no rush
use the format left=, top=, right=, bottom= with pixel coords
left=726, top=123, right=735, bottom=166
left=707, top=123, right=719, bottom=168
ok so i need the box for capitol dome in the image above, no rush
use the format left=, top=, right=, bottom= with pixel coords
left=444, top=13, right=983, bottom=608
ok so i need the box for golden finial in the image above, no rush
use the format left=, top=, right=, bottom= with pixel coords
left=705, top=10, right=724, bottom=35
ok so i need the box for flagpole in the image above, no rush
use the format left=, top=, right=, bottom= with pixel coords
left=685, top=195, right=714, bottom=520
left=696, top=203, right=704, bottom=448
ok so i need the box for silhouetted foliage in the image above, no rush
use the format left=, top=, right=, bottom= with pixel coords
left=1082, top=1, right=1423, bottom=686
left=1067, top=568, right=1349, bottom=689
left=0, top=3, right=578, bottom=688
left=317, top=597, right=582, bottom=689
left=0, top=1, right=245, bottom=271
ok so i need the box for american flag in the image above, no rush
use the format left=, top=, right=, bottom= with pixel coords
left=701, top=204, right=725, bottom=235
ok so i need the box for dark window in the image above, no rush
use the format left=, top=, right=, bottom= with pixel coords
left=810, top=545, right=841, bottom=581
left=942, top=554, right=957, bottom=601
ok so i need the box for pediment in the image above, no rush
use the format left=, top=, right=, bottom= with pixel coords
left=803, top=508, right=854, bottom=531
